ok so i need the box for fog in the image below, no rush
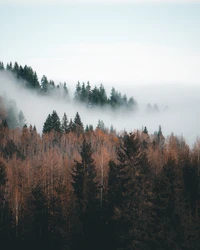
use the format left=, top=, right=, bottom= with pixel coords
left=0, top=71, right=199, bottom=147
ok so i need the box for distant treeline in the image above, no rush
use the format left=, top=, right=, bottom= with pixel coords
left=0, top=61, right=137, bottom=110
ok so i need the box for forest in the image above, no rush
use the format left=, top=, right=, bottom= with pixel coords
left=0, top=61, right=137, bottom=111
left=0, top=101, right=200, bottom=249
left=0, top=62, right=200, bottom=250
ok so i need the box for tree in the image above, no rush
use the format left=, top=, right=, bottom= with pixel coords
left=61, top=113, right=69, bottom=133
left=68, top=118, right=74, bottom=132
left=86, top=82, right=92, bottom=106
left=99, top=84, right=107, bottom=106
left=107, top=133, right=138, bottom=249
left=72, top=112, right=84, bottom=135
left=41, top=75, right=49, bottom=93
left=74, top=81, right=81, bottom=102
left=72, top=139, right=97, bottom=212
left=96, top=119, right=106, bottom=132
left=71, top=138, right=99, bottom=249
left=80, top=82, right=88, bottom=103
left=107, top=133, right=154, bottom=249
left=152, top=156, right=184, bottom=249
left=32, top=72, right=40, bottom=89
left=143, top=126, right=148, bottom=134
left=0, top=62, right=4, bottom=70
left=43, top=114, right=52, bottom=134
left=51, top=110, right=61, bottom=133
left=43, top=111, right=61, bottom=134
left=6, top=62, right=12, bottom=71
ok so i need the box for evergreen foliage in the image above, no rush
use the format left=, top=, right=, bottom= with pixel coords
left=43, top=110, right=61, bottom=134
left=72, top=138, right=99, bottom=249
left=72, top=112, right=84, bottom=135
left=0, top=61, right=138, bottom=111
left=61, top=112, right=69, bottom=133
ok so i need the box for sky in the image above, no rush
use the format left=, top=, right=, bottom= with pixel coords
left=0, top=0, right=200, bottom=146
left=0, top=0, right=200, bottom=85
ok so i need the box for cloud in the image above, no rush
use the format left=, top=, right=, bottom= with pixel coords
left=1, top=70, right=200, bottom=148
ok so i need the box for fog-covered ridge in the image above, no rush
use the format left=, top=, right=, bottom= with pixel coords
left=0, top=62, right=200, bottom=147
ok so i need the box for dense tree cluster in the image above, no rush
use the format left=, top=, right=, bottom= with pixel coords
left=0, top=61, right=137, bottom=110
left=74, top=82, right=136, bottom=109
left=0, top=99, right=200, bottom=249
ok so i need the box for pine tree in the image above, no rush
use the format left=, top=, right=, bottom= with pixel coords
left=72, top=139, right=97, bottom=212
left=72, top=112, right=84, bottom=135
left=43, top=111, right=61, bottom=134
left=152, top=156, right=184, bottom=249
left=61, top=112, right=69, bottom=133
left=74, top=81, right=81, bottom=102
left=41, top=75, right=49, bottom=93
left=99, top=84, right=107, bottom=106
left=80, top=82, right=88, bottom=103
left=68, top=118, right=73, bottom=132
left=43, top=114, right=52, bottom=134
left=97, top=119, right=106, bottom=132
left=0, top=62, right=4, bottom=70
left=51, top=110, right=61, bottom=133
left=86, top=81, right=91, bottom=106
left=107, top=133, right=154, bottom=249
left=143, top=126, right=148, bottom=134
left=71, top=138, right=99, bottom=249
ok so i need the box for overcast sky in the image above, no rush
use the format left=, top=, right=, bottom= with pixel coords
left=0, top=0, right=199, bottom=85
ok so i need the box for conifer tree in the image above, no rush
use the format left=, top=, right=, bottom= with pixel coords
left=72, top=112, right=84, bottom=134
left=43, top=111, right=61, bottom=134
left=143, top=126, right=148, bottom=134
left=51, top=110, right=61, bottom=133
left=74, top=81, right=81, bottom=102
left=0, top=62, right=4, bottom=70
left=72, top=138, right=99, bottom=249
left=41, top=75, right=49, bottom=93
left=43, top=114, right=52, bottom=134
left=152, top=156, right=184, bottom=249
left=61, top=112, right=69, bottom=133
left=97, top=119, right=106, bottom=132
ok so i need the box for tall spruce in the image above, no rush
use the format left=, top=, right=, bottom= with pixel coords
left=71, top=138, right=99, bottom=249
left=61, top=112, right=69, bottom=133
left=72, top=112, right=84, bottom=135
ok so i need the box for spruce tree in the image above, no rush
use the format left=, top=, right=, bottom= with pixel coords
left=74, top=81, right=81, bottom=102
left=71, top=138, right=99, bottom=249
left=51, top=110, right=61, bottom=133
left=43, top=114, right=52, bottom=134
left=0, top=62, right=4, bottom=70
left=41, top=75, right=49, bottom=93
left=43, top=111, right=61, bottom=134
left=152, top=156, right=184, bottom=249
left=72, top=112, right=84, bottom=135
left=61, top=112, right=69, bottom=133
